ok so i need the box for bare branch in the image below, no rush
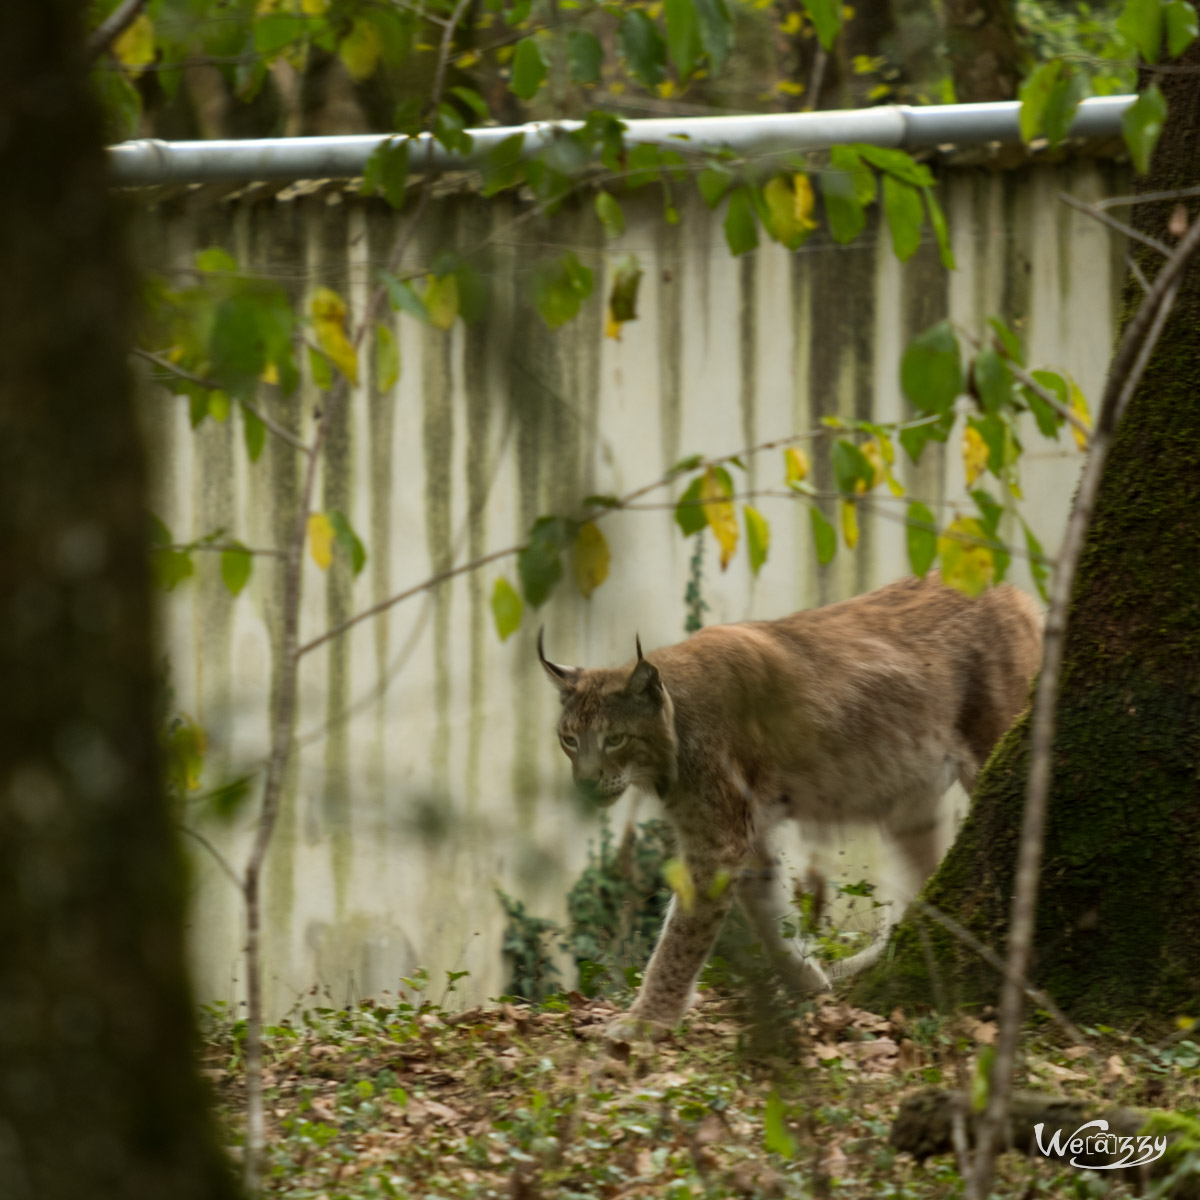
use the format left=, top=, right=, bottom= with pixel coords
left=968, top=196, right=1200, bottom=1200
left=132, top=348, right=313, bottom=457
left=86, top=0, right=149, bottom=61
left=165, top=542, right=284, bottom=558
left=1095, top=183, right=1200, bottom=210
left=177, top=824, right=242, bottom=892
left=1126, top=253, right=1151, bottom=294
left=1058, top=191, right=1172, bottom=258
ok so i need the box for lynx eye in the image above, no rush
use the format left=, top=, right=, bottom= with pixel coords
left=560, top=734, right=579, bottom=752
left=604, top=733, right=628, bottom=750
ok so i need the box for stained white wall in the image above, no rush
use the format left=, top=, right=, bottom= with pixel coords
left=137, top=155, right=1124, bottom=1015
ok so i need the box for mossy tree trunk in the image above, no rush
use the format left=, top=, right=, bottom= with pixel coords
left=941, top=0, right=1024, bottom=101
left=0, top=3, right=239, bottom=1198
left=852, top=44, right=1200, bottom=1027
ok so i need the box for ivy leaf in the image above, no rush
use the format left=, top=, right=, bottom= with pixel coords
left=743, top=506, right=769, bottom=576
left=572, top=521, right=611, bottom=598
left=800, top=0, right=840, bottom=50
left=374, top=323, right=399, bottom=391
left=764, top=1091, right=797, bottom=1158
left=424, top=273, right=460, bottom=331
left=328, top=510, right=367, bottom=576
left=810, top=505, right=837, bottom=565
left=973, top=346, right=1011, bottom=415
left=518, top=516, right=574, bottom=608
left=882, top=175, right=923, bottom=262
left=568, top=29, right=604, bottom=83
left=675, top=475, right=707, bottom=535
left=240, top=403, right=265, bottom=463
left=900, top=320, right=962, bottom=416
left=532, top=252, right=594, bottom=329
left=1123, top=84, right=1167, bottom=174
left=906, top=501, right=937, bottom=577
left=1119, top=0, right=1164, bottom=62
left=311, top=287, right=358, bottom=384
left=724, top=187, right=759, bottom=256
left=595, top=190, right=625, bottom=238
left=491, top=577, right=523, bottom=640
left=619, top=11, right=667, bottom=87
left=938, top=517, right=994, bottom=597
left=221, top=542, right=252, bottom=597
left=1166, top=0, right=1199, bottom=56
left=701, top=467, right=738, bottom=569
left=511, top=37, right=548, bottom=99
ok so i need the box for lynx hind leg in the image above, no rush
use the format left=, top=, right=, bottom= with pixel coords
left=737, top=860, right=831, bottom=995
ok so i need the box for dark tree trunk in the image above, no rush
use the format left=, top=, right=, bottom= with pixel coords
left=942, top=0, right=1024, bottom=101
left=0, top=4, right=240, bottom=1199
left=852, top=42, right=1200, bottom=1025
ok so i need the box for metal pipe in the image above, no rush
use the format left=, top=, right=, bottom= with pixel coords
left=107, top=95, right=1135, bottom=187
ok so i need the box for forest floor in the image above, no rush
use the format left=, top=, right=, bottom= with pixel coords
left=203, top=981, right=1200, bottom=1199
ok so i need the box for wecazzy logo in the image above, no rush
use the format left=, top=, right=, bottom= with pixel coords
left=1034, top=1120, right=1167, bottom=1170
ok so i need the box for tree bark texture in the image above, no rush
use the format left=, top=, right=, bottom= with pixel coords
left=851, top=39, right=1200, bottom=1026
left=942, top=0, right=1025, bottom=101
left=0, top=3, right=240, bottom=1198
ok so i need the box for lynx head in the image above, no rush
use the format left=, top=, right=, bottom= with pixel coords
left=538, top=630, right=678, bottom=804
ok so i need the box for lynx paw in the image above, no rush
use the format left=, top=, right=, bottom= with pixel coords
left=604, top=1012, right=674, bottom=1044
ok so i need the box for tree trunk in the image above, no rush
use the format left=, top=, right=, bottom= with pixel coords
left=0, top=4, right=240, bottom=1199
left=942, top=0, right=1024, bottom=101
left=851, top=42, right=1200, bottom=1025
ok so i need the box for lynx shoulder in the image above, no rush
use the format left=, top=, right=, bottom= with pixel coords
left=539, top=574, right=1041, bottom=1041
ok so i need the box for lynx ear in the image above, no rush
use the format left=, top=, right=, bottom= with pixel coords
left=537, top=627, right=581, bottom=691
left=625, top=636, right=663, bottom=702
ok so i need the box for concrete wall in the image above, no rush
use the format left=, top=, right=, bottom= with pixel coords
left=134, top=154, right=1125, bottom=1016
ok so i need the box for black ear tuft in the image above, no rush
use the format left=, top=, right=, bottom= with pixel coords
left=636, top=633, right=644, bottom=661
left=537, top=626, right=581, bottom=691
left=625, top=655, right=663, bottom=702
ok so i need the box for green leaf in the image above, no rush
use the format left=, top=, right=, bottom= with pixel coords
left=970, top=488, right=1004, bottom=536
left=1019, top=59, right=1064, bottom=141
left=208, top=776, right=253, bottom=821
left=698, top=166, right=733, bottom=209
left=670, top=453, right=705, bottom=475
left=971, top=414, right=1007, bottom=474
left=491, top=577, right=523, bottom=640
left=900, top=320, right=963, bottom=416
left=1166, top=0, right=1199, bottom=55
left=1123, top=83, right=1167, bottom=174
left=380, top=271, right=429, bottom=321
left=850, top=144, right=934, bottom=187
left=1043, top=67, right=1086, bottom=147
left=820, top=166, right=866, bottom=245
left=832, top=438, right=875, bottom=494
left=221, top=542, right=252, bottom=597
left=240, top=403, right=266, bottom=462
left=518, top=516, right=574, bottom=607
left=801, top=0, right=841, bottom=50
left=308, top=344, right=332, bottom=391
left=764, top=1090, right=797, bottom=1158
left=619, top=11, right=667, bottom=87
left=567, top=30, right=604, bottom=83
left=723, top=187, right=758, bottom=256
left=196, top=246, right=238, bottom=273
left=831, top=145, right=878, bottom=204
left=761, top=176, right=815, bottom=250
left=972, top=1046, right=996, bottom=1113
left=883, top=175, right=923, bottom=262
left=922, top=187, right=955, bottom=269
left=1027, top=369, right=1067, bottom=437
left=451, top=86, right=489, bottom=121
left=899, top=413, right=952, bottom=463
left=328, top=510, right=367, bottom=576
left=532, top=252, right=594, bottom=329
left=939, top=517, right=994, bottom=597
left=608, top=256, right=643, bottom=323
left=1022, top=519, right=1050, bottom=603
left=810, top=505, right=837, bottom=565
left=693, top=0, right=733, bottom=71
left=482, top=132, right=526, bottom=197
left=595, top=190, right=625, bottom=238
left=210, top=293, right=268, bottom=391
left=511, top=37, right=548, bottom=99
left=360, top=137, right=409, bottom=208
left=906, top=501, right=937, bottom=577
left=374, top=322, right=399, bottom=391
left=675, top=475, right=707, bottom=535
left=1119, top=0, right=1164, bottom=61
left=665, top=0, right=701, bottom=77
left=254, top=13, right=305, bottom=57
left=988, top=315, right=1025, bottom=365
left=155, top=548, right=194, bottom=592
left=973, top=347, right=1011, bottom=415
left=149, top=514, right=172, bottom=548
left=743, top=506, right=769, bottom=576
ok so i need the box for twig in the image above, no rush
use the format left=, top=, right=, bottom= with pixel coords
left=165, top=542, right=284, bottom=558
left=911, top=900, right=1089, bottom=1050
left=1126, top=253, right=1151, bottom=294
left=1095, top=183, right=1200, bottom=210
left=178, top=824, right=242, bottom=891
left=86, top=0, right=149, bottom=60
left=1058, top=191, right=1172, bottom=258
left=967, top=190, right=1200, bottom=1200
left=132, top=348, right=313, bottom=456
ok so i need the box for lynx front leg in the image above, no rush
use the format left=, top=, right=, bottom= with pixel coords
left=738, top=860, right=831, bottom=995
left=606, top=861, right=738, bottom=1043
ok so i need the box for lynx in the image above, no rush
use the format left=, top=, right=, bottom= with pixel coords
left=539, top=574, right=1041, bottom=1042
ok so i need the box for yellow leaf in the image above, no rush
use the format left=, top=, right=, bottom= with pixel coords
left=1069, top=379, right=1092, bottom=451
left=208, top=390, right=230, bottom=422
left=308, top=512, right=335, bottom=571
left=793, top=174, right=818, bottom=231
left=657, top=79, right=676, bottom=99
left=938, top=517, right=994, bottom=597
left=339, top=15, right=383, bottom=82
left=785, top=446, right=810, bottom=484
left=775, top=78, right=805, bottom=94
left=962, top=424, right=989, bottom=486
left=455, top=49, right=481, bottom=68
left=301, top=0, right=328, bottom=13
left=841, top=499, right=859, bottom=549
left=885, top=467, right=906, bottom=497
left=114, top=12, right=155, bottom=77
left=779, top=10, right=802, bottom=33
left=605, top=308, right=623, bottom=340
left=311, top=287, right=358, bottom=385
left=862, top=439, right=887, bottom=487
left=572, top=522, right=610, bottom=598
left=663, top=858, right=696, bottom=914
left=701, top=467, right=738, bottom=569
left=260, top=362, right=279, bottom=385
left=423, top=274, right=460, bottom=332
